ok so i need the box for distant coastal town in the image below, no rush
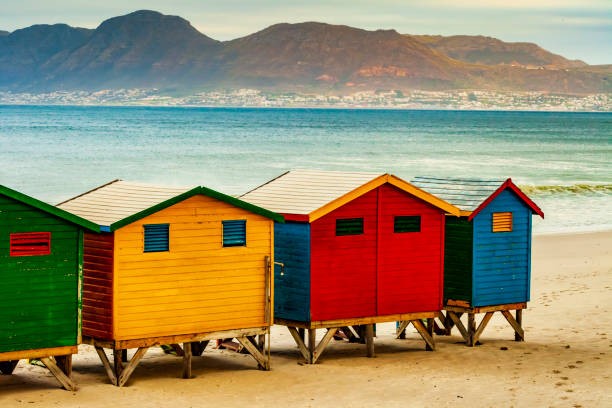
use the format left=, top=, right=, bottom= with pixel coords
left=1, top=89, right=610, bottom=111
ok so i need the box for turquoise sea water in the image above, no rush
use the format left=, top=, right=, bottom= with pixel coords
left=0, top=105, right=610, bottom=234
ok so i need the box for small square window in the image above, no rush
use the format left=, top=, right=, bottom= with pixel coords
left=10, top=232, right=51, bottom=256
left=394, top=216, right=421, bottom=233
left=223, top=220, right=246, bottom=247
left=336, top=218, right=364, bottom=236
left=492, top=212, right=513, bottom=232
left=144, top=224, right=169, bottom=252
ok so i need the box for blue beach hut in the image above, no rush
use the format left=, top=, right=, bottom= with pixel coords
left=411, top=177, right=544, bottom=346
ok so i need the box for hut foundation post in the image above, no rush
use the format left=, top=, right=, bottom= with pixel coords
left=467, top=313, right=476, bottom=347
left=236, top=335, right=270, bottom=370
left=307, top=329, right=316, bottom=364
left=113, top=347, right=124, bottom=379
left=514, top=310, right=523, bottom=342
left=182, top=342, right=192, bottom=379
left=365, top=324, right=375, bottom=357
left=40, top=356, right=75, bottom=391
left=0, top=360, right=18, bottom=375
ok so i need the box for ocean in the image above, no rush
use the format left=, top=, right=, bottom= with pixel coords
left=0, top=105, right=610, bottom=234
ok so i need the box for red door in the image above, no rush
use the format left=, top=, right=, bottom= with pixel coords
left=310, top=189, right=378, bottom=321
left=377, top=184, right=444, bottom=315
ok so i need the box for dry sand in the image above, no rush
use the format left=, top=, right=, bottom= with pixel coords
left=1, top=231, right=611, bottom=407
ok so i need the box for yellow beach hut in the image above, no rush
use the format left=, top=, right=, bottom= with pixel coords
left=57, top=180, right=282, bottom=386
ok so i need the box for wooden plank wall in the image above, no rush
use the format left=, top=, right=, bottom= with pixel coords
left=113, top=195, right=272, bottom=340
left=310, top=189, right=378, bottom=321
left=0, top=195, right=79, bottom=352
left=443, top=216, right=473, bottom=305
left=472, top=189, right=531, bottom=307
left=377, top=184, right=444, bottom=315
left=82, top=232, right=114, bottom=339
left=273, top=221, right=310, bottom=321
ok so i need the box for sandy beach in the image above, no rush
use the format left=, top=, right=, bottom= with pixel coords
left=1, top=231, right=610, bottom=407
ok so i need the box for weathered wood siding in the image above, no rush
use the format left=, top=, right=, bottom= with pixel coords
left=310, top=189, right=377, bottom=321
left=443, top=216, right=473, bottom=305
left=82, top=232, right=113, bottom=339
left=0, top=194, right=79, bottom=352
left=273, top=221, right=310, bottom=322
left=377, top=184, right=444, bottom=315
left=472, top=189, right=531, bottom=307
left=113, top=195, right=273, bottom=340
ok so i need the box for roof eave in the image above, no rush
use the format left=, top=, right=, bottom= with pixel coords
left=468, top=178, right=545, bottom=221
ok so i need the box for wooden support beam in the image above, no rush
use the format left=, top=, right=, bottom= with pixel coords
left=117, top=347, right=148, bottom=387
left=515, top=309, right=524, bottom=342
left=236, top=336, right=270, bottom=370
left=182, top=342, right=192, bottom=379
left=312, top=328, right=338, bottom=364
left=113, top=347, right=123, bottom=379
left=257, top=334, right=266, bottom=352
left=298, top=328, right=305, bottom=342
left=502, top=310, right=525, bottom=341
left=0, top=360, right=18, bottom=375
left=365, top=324, right=375, bottom=357
left=287, top=327, right=310, bottom=361
left=411, top=320, right=435, bottom=351
left=40, top=357, right=75, bottom=391
left=307, top=329, right=316, bottom=364
left=396, top=321, right=410, bottom=339
left=467, top=313, right=476, bottom=347
left=426, top=318, right=434, bottom=351
left=472, top=312, right=494, bottom=345
left=435, top=311, right=451, bottom=335
left=447, top=311, right=469, bottom=342
left=94, top=346, right=117, bottom=386
left=55, top=355, right=72, bottom=378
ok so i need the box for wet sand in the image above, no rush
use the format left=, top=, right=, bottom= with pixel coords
left=1, top=231, right=611, bottom=407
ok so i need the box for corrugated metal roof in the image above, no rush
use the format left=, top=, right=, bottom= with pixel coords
left=57, top=180, right=191, bottom=226
left=411, top=176, right=506, bottom=212
left=241, top=170, right=383, bottom=215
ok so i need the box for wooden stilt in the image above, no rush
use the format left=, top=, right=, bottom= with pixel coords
left=169, top=344, right=185, bottom=357
left=182, top=342, right=192, bottom=379
left=113, top=347, right=123, bottom=379
left=298, top=328, right=305, bottom=343
left=236, top=336, right=270, bottom=370
left=40, top=357, right=75, bottom=391
left=467, top=313, right=476, bottom=347
left=514, top=309, right=524, bottom=342
left=307, top=329, right=316, bottom=364
left=55, top=355, right=72, bottom=378
left=116, top=347, right=148, bottom=387
left=502, top=310, right=525, bottom=342
left=447, top=311, right=469, bottom=342
left=472, top=312, right=494, bottom=345
left=426, top=318, right=434, bottom=351
left=311, top=328, right=338, bottom=364
left=121, top=349, right=128, bottom=363
left=412, top=320, right=435, bottom=351
left=287, top=327, right=310, bottom=361
left=94, top=346, right=117, bottom=385
left=365, top=324, right=375, bottom=357
left=396, top=320, right=410, bottom=339
left=0, top=360, right=18, bottom=375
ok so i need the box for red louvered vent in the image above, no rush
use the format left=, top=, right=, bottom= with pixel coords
left=10, top=232, right=51, bottom=256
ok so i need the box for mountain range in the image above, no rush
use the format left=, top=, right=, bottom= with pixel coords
left=1, top=10, right=610, bottom=94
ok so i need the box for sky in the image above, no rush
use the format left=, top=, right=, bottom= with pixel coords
left=2, top=0, right=611, bottom=65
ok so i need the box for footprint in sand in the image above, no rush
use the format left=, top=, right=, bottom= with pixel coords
left=568, top=364, right=576, bottom=369
left=553, top=369, right=561, bottom=374
left=555, top=382, right=564, bottom=387
left=561, top=376, right=569, bottom=380
left=575, top=360, right=583, bottom=364
left=565, top=389, right=574, bottom=393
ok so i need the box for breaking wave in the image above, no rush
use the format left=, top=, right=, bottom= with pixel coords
left=519, top=184, right=612, bottom=195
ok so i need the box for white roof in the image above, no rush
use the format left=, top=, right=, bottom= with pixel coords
left=240, top=170, right=382, bottom=215
left=57, top=180, right=191, bottom=226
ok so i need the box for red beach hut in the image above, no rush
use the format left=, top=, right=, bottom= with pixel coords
left=241, top=170, right=460, bottom=362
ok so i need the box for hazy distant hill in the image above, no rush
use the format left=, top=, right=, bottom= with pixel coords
left=0, top=10, right=610, bottom=94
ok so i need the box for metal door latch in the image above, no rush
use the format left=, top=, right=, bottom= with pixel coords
left=274, top=262, right=284, bottom=276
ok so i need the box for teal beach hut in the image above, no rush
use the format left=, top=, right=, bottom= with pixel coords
left=410, top=177, right=544, bottom=346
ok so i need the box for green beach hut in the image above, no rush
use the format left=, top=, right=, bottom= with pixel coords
left=0, top=185, right=98, bottom=390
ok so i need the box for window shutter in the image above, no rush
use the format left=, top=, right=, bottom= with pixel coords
left=336, top=218, right=364, bottom=236
left=492, top=212, right=513, bottom=232
left=394, top=216, right=421, bottom=233
left=144, top=224, right=169, bottom=252
left=10, top=232, right=51, bottom=256
left=223, top=220, right=246, bottom=247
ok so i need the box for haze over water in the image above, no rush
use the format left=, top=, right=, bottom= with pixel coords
left=1, top=105, right=610, bottom=233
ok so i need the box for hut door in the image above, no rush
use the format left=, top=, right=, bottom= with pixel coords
left=377, top=184, right=443, bottom=315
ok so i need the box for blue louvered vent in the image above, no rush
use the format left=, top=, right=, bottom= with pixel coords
left=223, top=220, right=246, bottom=247
left=144, top=224, right=169, bottom=252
